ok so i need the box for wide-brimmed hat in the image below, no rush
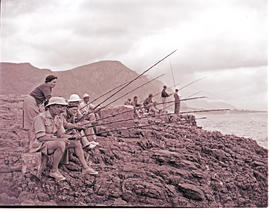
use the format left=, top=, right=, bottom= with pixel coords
left=46, top=97, right=68, bottom=107
left=68, top=94, right=82, bottom=102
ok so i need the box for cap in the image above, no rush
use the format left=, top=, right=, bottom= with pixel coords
left=46, top=97, right=68, bottom=107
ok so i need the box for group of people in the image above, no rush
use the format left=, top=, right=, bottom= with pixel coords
left=23, top=75, right=99, bottom=181
left=22, top=75, right=181, bottom=181
left=124, top=85, right=181, bottom=117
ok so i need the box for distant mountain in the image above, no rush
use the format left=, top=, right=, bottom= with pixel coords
left=183, top=99, right=235, bottom=110
left=0, top=61, right=236, bottom=110
left=0, top=61, right=165, bottom=106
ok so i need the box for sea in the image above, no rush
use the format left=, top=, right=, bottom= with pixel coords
left=194, top=111, right=268, bottom=149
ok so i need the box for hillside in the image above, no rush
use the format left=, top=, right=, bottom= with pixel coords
left=0, top=61, right=164, bottom=106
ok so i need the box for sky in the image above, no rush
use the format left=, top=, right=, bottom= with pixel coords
left=0, top=0, right=268, bottom=110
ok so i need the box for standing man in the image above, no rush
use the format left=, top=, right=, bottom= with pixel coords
left=30, top=97, right=98, bottom=181
left=161, top=85, right=171, bottom=111
left=174, top=89, right=180, bottom=114
left=23, top=75, right=58, bottom=147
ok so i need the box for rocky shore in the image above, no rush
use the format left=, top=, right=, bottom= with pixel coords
left=0, top=95, right=268, bottom=207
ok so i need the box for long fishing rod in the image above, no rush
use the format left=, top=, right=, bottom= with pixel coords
left=152, top=76, right=206, bottom=99
left=72, top=97, right=209, bottom=131
left=186, top=91, right=202, bottom=98
left=91, top=96, right=207, bottom=123
left=76, top=74, right=165, bottom=123
left=178, top=76, right=207, bottom=91
left=69, top=108, right=230, bottom=138
left=68, top=122, right=155, bottom=139
left=93, top=50, right=177, bottom=111
left=89, top=80, right=130, bottom=105
left=169, top=61, right=176, bottom=89
left=98, top=73, right=165, bottom=110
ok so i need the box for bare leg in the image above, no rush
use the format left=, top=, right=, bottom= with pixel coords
left=67, top=141, right=88, bottom=169
left=47, top=141, right=66, bottom=171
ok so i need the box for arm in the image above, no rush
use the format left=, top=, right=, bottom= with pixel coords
left=42, top=85, right=52, bottom=101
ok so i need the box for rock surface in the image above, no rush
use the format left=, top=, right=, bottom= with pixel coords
left=0, top=95, right=268, bottom=207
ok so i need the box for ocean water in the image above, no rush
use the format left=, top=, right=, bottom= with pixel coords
left=195, top=112, right=268, bottom=149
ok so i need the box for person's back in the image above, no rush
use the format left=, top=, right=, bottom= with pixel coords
left=30, top=83, right=52, bottom=105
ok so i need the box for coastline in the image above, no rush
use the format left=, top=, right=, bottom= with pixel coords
left=0, top=95, right=268, bottom=207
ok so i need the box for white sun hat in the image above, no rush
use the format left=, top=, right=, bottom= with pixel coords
left=83, top=93, right=90, bottom=98
left=68, top=94, right=82, bottom=102
left=46, top=97, right=68, bottom=107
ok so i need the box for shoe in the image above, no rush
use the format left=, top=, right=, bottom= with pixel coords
left=89, top=141, right=99, bottom=148
left=49, top=170, right=66, bottom=181
left=82, top=167, right=98, bottom=175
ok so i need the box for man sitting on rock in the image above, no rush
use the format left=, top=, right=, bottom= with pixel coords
left=66, top=101, right=99, bottom=151
left=143, top=94, right=160, bottom=115
left=131, top=96, right=142, bottom=118
left=30, top=97, right=98, bottom=181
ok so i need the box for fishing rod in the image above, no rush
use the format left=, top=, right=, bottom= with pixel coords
left=76, top=74, right=165, bottom=123
left=68, top=122, right=155, bottom=139
left=91, top=96, right=207, bottom=123
left=178, top=76, right=207, bottom=91
left=76, top=50, right=177, bottom=123
left=89, top=80, right=130, bottom=105
left=69, top=108, right=230, bottom=139
left=151, top=76, right=206, bottom=99
left=98, top=74, right=165, bottom=110
left=181, top=108, right=230, bottom=114
left=195, top=117, right=207, bottom=120
left=71, top=98, right=209, bottom=132
left=186, top=91, right=202, bottom=98
left=169, top=61, right=176, bottom=89
left=93, top=50, right=177, bottom=111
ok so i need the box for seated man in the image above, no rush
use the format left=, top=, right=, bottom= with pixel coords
left=78, top=93, right=95, bottom=116
left=131, top=96, right=142, bottom=118
left=124, top=98, right=132, bottom=106
left=73, top=93, right=101, bottom=132
left=66, top=103, right=99, bottom=150
left=30, top=97, right=98, bottom=181
left=143, top=94, right=159, bottom=115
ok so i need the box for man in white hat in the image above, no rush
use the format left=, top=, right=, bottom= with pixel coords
left=30, top=97, right=98, bottom=181
left=78, top=93, right=95, bottom=115
left=66, top=94, right=99, bottom=150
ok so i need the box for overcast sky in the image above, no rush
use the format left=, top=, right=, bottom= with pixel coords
left=0, top=0, right=267, bottom=110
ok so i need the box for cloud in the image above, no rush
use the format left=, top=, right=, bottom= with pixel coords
left=0, top=0, right=267, bottom=110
